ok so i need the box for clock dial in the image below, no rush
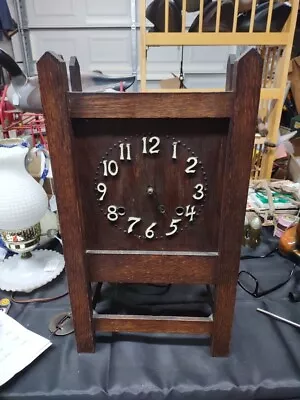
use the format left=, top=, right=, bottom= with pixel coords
left=94, top=134, right=208, bottom=240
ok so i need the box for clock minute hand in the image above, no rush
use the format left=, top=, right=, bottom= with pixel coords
left=147, top=186, right=166, bottom=215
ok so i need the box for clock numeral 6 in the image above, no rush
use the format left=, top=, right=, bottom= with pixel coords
left=142, top=136, right=160, bottom=155
left=103, top=160, right=118, bottom=177
left=166, top=219, right=181, bottom=237
left=145, top=222, right=157, bottom=239
left=185, top=157, right=198, bottom=174
left=193, top=183, right=204, bottom=200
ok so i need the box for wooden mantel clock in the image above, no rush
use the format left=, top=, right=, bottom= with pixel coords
left=37, top=49, right=262, bottom=356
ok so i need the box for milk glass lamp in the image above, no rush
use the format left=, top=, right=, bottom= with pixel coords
left=0, top=138, right=65, bottom=292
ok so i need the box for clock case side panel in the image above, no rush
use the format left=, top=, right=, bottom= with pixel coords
left=212, top=49, right=263, bottom=356
left=37, top=52, right=95, bottom=353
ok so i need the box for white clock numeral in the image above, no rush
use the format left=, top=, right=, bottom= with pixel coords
left=107, top=205, right=118, bottom=222
left=103, top=160, right=119, bottom=177
left=185, top=157, right=198, bottom=174
left=185, top=205, right=196, bottom=222
left=145, top=222, right=157, bottom=239
left=97, top=183, right=107, bottom=201
left=193, top=183, right=204, bottom=200
left=172, top=142, right=178, bottom=160
left=119, top=143, right=131, bottom=161
left=142, top=136, right=160, bottom=154
left=165, top=218, right=181, bottom=237
left=127, top=217, right=141, bottom=234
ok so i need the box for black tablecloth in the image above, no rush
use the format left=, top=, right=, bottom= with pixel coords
left=1, top=232, right=300, bottom=400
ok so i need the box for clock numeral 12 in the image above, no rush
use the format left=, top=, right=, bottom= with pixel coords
left=103, top=160, right=118, bottom=177
left=142, top=136, right=160, bottom=154
left=119, top=143, right=131, bottom=161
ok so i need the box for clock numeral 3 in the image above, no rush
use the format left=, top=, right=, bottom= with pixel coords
left=103, top=160, right=118, bottom=177
left=193, top=183, right=204, bottom=200
left=127, top=217, right=141, bottom=234
left=166, top=218, right=181, bottom=237
left=142, top=136, right=160, bottom=155
left=145, top=222, right=157, bottom=239
left=185, top=205, right=196, bottom=222
left=119, top=143, right=131, bottom=161
left=96, top=183, right=107, bottom=201
left=185, top=157, right=198, bottom=174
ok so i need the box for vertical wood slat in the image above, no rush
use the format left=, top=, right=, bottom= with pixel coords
left=232, top=0, right=239, bottom=33
left=69, top=56, right=82, bottom=92
left=140, top=0, right=147, bottom=91
left=249, top=0, right=258, bottom=33
left=181, top=0, right=187, bottom=33
left=37, top=52, right=95, bottom=353
left=165, top=0, right=169, bottom=32
left=212, top=49, right=263, bottom=356
left=266, top=0, right=274, bottom=32
left=215, top=0, right=222, bottom=33
left=198, top=0, right=204, bottom=32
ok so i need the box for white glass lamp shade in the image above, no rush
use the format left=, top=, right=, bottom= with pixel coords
left=0, top=143, right=48, bottom=231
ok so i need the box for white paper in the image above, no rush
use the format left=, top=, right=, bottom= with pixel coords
left=0, top=312, right=52, bottom=386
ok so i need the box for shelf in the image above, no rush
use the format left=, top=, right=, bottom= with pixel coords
left=146, top=88, right=281, bottom=100
left=145, top=32, right=290, bottom=47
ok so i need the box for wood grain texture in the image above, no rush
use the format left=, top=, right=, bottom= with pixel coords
left=212, top=48, right=263, bottom=356
left=37, top=52, right=94, bottom=353
left=73, top=118, right=227, bottom=253
left=94, top=314, right=213, bottom=334
left=87, top=254, right=217, bottom=284
left=69, top=56, right=82, bottom=92
left=68, top=92, right=234, bottom=119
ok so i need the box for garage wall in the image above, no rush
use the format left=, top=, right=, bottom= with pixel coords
left=9, top=0, right=235, bottom=89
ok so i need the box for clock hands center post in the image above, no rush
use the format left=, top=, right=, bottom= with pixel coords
left=147, top=186, right=166, bottom=215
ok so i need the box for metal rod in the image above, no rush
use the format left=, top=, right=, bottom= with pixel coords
left=130, top=0, right=138, bottom=92
left=14, top=0, right=30, bottom=76
left=165, top=0, right=169, bottom=33
left=257, top=308, right=300, bottom=329
left=181, top=0, right=187, bottom=32
left=86, top=250, right=219, bottom=256
left=215, top=0, right=222, bottom=33
left=198, top=0, right=204, bottom=32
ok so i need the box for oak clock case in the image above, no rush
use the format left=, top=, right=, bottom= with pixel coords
left=75, top=118, right=226, bottom=253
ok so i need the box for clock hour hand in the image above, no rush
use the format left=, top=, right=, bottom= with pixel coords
left=147, top=186, right=166, bottom=215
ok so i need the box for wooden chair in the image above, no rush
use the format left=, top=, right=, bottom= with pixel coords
left=37, top=48, right=262, bottom=356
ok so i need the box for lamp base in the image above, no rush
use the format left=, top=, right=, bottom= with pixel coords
left=0, top=249, right=65, bottom=293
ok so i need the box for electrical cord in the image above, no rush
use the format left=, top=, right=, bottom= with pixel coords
left=11, top=291, right=68, bottom=304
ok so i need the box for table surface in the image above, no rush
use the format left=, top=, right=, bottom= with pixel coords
left=1, top=231, right=300, bottom=400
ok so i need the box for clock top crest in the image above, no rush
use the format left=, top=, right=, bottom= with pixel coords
left=37, top=49, right=262, bottom=356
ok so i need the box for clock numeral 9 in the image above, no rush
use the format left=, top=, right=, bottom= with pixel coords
left=166, top=219, right=181, bottom=237
left=142, top=136, right=160, bottom=155
left=103, top=160, right=118, bottom=177
left=97, top=183, right=107, bottom=201
left=185, top=157, right=198, bottom=174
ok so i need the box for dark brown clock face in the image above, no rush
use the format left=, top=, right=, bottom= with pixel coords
left=94, top=133, right=208, bottom=240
